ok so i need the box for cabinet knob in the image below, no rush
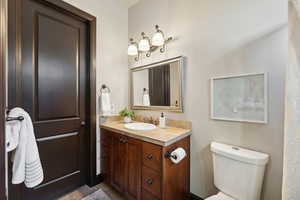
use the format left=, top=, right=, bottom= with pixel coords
left=146, top=178, right=153, bottom=185
left=146, top=153, right=153, bottom=160
left=119, top=138, right=127, bottom=143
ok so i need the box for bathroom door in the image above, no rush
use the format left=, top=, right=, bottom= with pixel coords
left=7, top=0, right=94, bottom=199
left=148, top=65, right=170, bottom=106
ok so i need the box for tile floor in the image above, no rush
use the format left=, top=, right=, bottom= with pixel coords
left=57, top=183, right=126, bottom=200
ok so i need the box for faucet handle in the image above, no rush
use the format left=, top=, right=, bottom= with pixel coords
left=143, top=117, right=149, bottom=123
left=150, top=117, right=153, bottom=123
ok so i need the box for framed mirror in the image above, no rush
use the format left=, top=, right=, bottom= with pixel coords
left=130, top=56, right=183, bottom=112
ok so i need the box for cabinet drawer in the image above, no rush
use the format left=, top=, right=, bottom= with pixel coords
left=142, top=189, right=160, bottom=200
left=142, top=166, right=161, bottom=198
left=143, top=142, right=162, bottom=172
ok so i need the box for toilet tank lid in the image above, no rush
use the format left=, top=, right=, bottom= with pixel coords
left=211, top=142, right=269, bottom=166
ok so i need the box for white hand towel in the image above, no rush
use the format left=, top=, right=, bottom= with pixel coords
left=8, top=108, right=44, bottom=188
left=6, top=121, right=20, bottom=152
left=101, top=93, right=112, bottom=116
left=143, top=94, right=150, bottom=106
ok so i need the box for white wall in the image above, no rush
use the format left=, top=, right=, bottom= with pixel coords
left=63, top=0, right=129, bottom=174
left=129, top=0, right=287, bottom=199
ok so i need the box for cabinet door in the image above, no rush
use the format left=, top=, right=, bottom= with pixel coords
left=126, top=138, right=142, bottom=200
left=100, top=129, right=112, bottom=184
left=111, top=133, right=127, bottom=192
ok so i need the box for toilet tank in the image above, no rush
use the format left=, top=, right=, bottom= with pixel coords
left=211, top=142, right=269, bottom=200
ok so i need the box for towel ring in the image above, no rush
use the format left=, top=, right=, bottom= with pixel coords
left=100, top=84, right=111, bottom=94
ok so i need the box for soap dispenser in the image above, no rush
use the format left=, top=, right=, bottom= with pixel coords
left=159, top=112, right=166, bottom=128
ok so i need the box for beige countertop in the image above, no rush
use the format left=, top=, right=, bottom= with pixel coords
left=100, top=120, right=192, bottom=146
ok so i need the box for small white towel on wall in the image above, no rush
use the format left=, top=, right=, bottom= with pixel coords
left=101, top=93, right=112, bottom=116
left=143, top=94, right=150, bottom=106
left=6, top=108, right=44, bottom=188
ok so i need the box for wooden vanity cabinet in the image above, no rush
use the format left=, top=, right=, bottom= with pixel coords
left=101, top=129, right=142, bottom=200
left=100, top=128, right=190, bottom=200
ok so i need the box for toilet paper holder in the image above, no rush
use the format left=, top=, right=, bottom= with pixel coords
left=164, top=146, right=178, bottom=160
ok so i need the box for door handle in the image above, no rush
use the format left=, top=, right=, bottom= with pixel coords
left=81, top=121, right=86, bottom=126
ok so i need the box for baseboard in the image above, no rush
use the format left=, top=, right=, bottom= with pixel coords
left=190, top=192, right=204, bottom=200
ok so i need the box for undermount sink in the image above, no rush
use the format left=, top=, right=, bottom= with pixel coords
left=124, top=122, right=156, bottom=131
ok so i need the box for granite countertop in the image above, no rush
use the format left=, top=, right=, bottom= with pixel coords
left=100, top=120, right=192, bottom=146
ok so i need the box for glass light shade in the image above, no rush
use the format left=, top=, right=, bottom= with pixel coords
left=138, top=39, right=150, bottom=52
left=151, top=32, right=165, bottom=46
left=127, top=44, right=138, bottom=56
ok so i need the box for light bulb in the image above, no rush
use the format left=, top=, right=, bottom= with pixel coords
left=127, top=44, right=138, bottom=56
left=152, top=32, right=165, bottom=46
left=138, top=39, right=150, bottom=52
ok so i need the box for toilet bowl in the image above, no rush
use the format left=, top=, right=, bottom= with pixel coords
left=205, top=142, right=269, bottom=200
left=206, top=192, right=235, bottom=200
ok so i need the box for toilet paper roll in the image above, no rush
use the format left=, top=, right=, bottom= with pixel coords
left=170, top=147, right=186, bottom=164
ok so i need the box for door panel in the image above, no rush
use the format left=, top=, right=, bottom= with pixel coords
left=37, top=13, right=80, bottom=120
left=8, top=0, right=89, bottom=199
left=37, top=133, right=80, bottom=183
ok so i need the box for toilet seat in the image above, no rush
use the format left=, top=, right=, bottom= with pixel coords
left=205, top=192, right=235, bottom=200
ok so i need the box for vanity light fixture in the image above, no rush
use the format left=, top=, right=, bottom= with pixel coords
left=152, top=25, right=165, bottom=46
left=128, top=25, right=173, bottom=61
left=127, top=38, right=138, bottom=56
left=138, top=32, right=151, bottom=52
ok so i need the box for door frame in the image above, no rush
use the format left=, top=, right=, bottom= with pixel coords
left=0, top=0, right=8, bottom=199
left=7, top=0, right=98, bottom=193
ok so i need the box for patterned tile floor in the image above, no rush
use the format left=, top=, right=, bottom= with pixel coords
left=56, top=183, right=126, bottom=200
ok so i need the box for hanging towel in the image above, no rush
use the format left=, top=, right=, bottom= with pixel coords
left=7, top=108, right=44, bottom=188
left=101, top=93, right=112, bottom=116
left=6, top=121, right=20, bottom=152
left=143, top=94, right=150, bottom=106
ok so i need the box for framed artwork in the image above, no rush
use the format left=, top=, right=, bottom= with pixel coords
left=211, top=73, right=268, bottom=124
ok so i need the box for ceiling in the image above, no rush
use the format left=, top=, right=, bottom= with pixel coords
left=123, top=0, right=139, bottom=8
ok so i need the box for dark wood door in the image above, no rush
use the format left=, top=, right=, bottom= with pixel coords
left=8, top=0, right=89, bottom=199
left=149, top=65, right=170, bottom=106
left=126, top=138, right=142, bottom=200
left=111, top=134, right=127, bottom=193
left=0, top=0, right=7, bottom=197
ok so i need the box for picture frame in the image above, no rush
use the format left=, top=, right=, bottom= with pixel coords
left=210, top=73, right=268, bottom=124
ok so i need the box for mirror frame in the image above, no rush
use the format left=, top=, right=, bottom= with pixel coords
left=130, top=56, right=184, bottom=112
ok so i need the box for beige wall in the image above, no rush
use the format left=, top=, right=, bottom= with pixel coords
left=129, top=0, right=287, bottom=199
left=283, top=2, right=300, bottom=199
left=63, top=0, right=129, bottom=174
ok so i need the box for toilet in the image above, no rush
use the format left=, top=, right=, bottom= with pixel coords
left=206, top=142, right=269, bottom=200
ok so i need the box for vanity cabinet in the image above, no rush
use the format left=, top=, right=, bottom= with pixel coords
left=100, top=128, right=190, bottom=200
left=102, top=130, right=142, bottom=200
